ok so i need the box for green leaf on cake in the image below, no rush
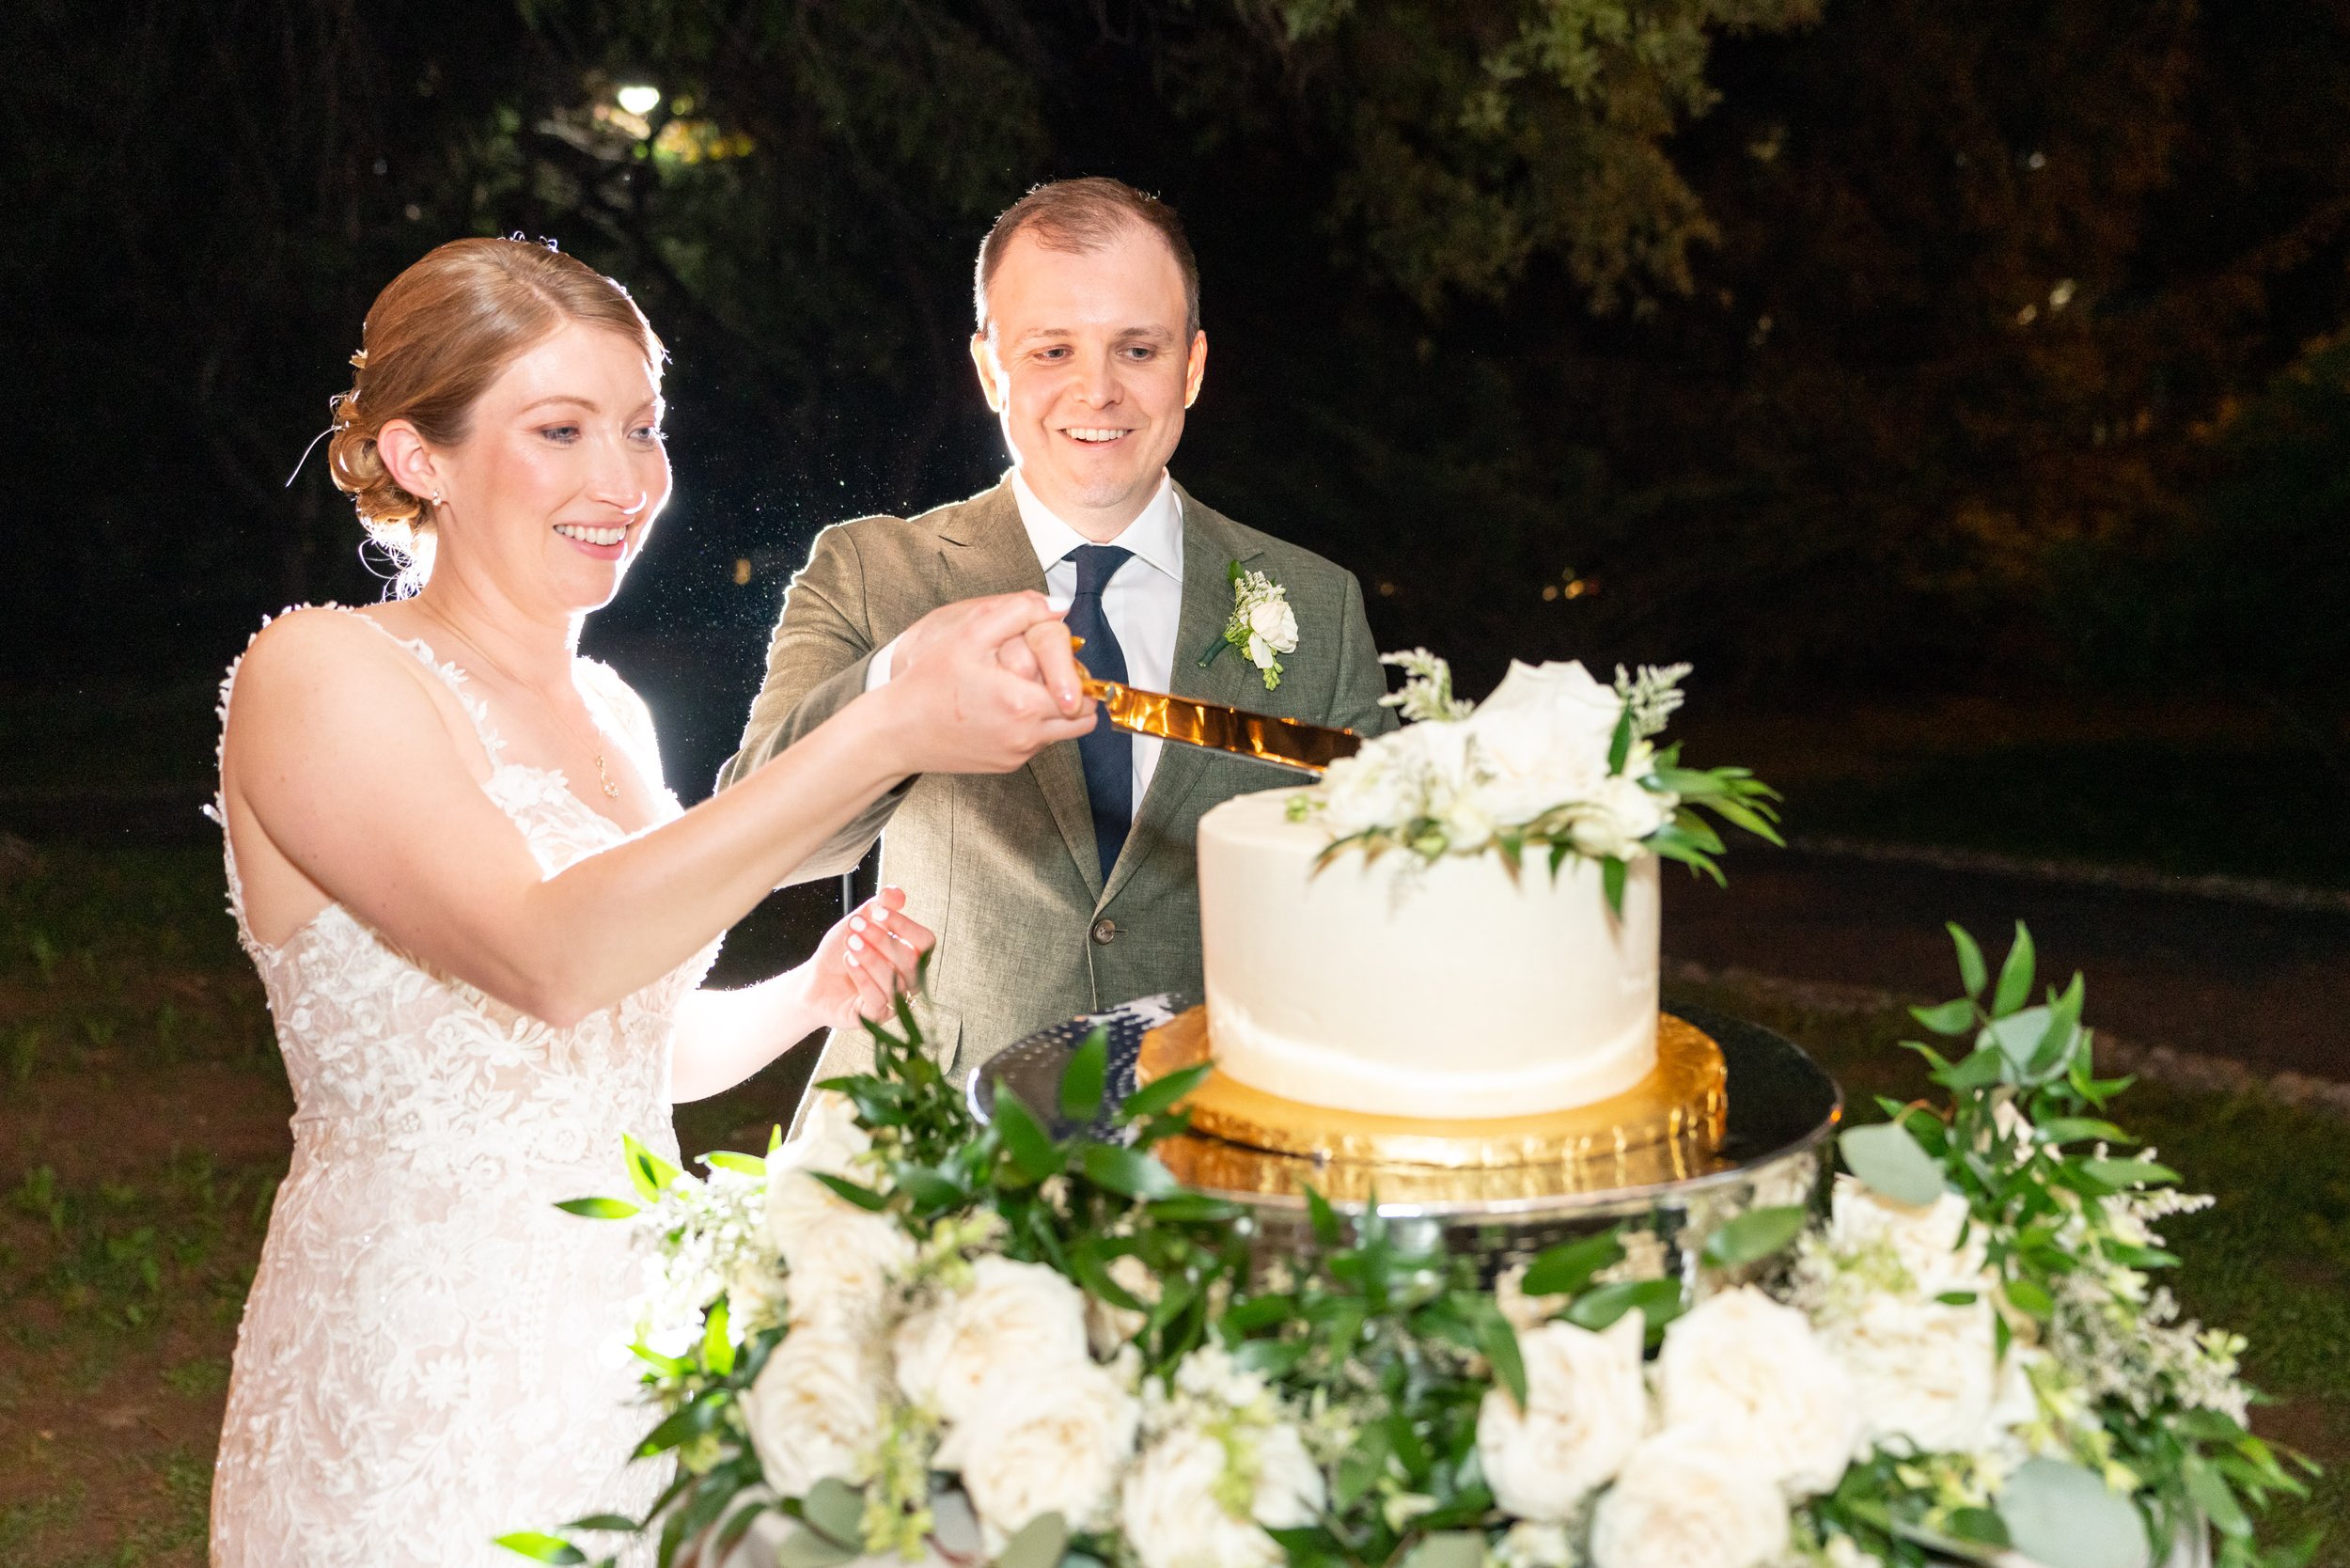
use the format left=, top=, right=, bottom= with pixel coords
left=1059, top=1027, right=1108, bottom=1121
left=1601, top=855, right=1627, bottom=915
left=1700, top=1205, right=1809, bottom=1269
left=1840, top=1121, right=1947, bottom=1206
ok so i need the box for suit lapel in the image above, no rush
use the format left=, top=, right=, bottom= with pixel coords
left=1100, top=489, right=1267, bottom=905
left=938, top=479, right=1104, bottom=902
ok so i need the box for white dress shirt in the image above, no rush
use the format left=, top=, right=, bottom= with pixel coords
left=866, top=471, right=1186, bottom=817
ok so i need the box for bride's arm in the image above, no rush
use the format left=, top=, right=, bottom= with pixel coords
left=668, top=886, right=932, bottom=1103
left=223, top=599, right=1084, bottom=1027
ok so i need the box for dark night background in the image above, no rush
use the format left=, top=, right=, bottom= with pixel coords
left=7, top=3, right=2350, bottom=1557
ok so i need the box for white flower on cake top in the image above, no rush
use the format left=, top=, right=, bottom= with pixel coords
left=1296, top=650, right=1778, bottom=911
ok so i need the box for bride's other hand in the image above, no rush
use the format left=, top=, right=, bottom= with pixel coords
left=877, top=592, right=1095, bottom=774
left=798, top=886, right=934, bottom=1028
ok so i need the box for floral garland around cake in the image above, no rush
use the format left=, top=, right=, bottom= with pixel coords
left=505, top=928, right=2314, bottom=1568
left=1287, top=651, right=1782, bottom=912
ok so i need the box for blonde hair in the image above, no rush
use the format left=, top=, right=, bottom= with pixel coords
left=324, top=237, right=665, bottom=593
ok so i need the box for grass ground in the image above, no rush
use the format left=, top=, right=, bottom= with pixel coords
left=1, top=839, right=2342, bottom=1563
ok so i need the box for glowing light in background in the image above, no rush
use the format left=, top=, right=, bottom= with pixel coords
left=616, top=84, right=663, bottom=117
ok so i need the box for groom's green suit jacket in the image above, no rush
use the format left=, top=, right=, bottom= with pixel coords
left=718, top=475, right=1394, bottom=1085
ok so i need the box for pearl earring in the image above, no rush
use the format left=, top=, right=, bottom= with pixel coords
left=431, top=491, right=445, bottom=506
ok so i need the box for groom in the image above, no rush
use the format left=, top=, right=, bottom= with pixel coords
left=720, top=177, right=1392, bottom=1084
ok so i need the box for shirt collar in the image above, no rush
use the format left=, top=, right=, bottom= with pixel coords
left=1009, top=469, right=1184, bottom=583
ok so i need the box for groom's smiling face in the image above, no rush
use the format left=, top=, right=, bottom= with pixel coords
left=972, top=222, right=1207, bottom=540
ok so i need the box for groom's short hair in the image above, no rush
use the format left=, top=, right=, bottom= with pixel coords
left=975, top=178, right=1201, bottom=339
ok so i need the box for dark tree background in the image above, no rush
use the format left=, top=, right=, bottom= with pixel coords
left=12, top=0, right=2349, bottom=791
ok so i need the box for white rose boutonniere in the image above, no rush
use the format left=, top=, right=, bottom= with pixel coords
left=1201, top=560, right=1298, bottom=690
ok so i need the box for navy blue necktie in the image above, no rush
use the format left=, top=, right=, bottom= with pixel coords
left=1065, top=544, right=1135, bottom=883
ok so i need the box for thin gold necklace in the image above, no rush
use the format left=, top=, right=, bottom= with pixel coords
left=415, top=605, right=622, bottom=801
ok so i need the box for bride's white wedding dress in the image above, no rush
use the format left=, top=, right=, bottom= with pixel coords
left=209, top=609, right=717, bottom=1567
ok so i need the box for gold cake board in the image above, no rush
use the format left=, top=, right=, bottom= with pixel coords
left=1134, top=1008, right=1729, bottom=1200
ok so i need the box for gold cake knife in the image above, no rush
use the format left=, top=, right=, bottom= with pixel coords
left=1078, top=674, right=1365, bottom=775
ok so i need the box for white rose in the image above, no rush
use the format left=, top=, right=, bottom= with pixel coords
left=740, top=1320, right=887, bottom=1497
left=892, top=1255, right=1091, bottom=1423
left=1567, top=775, right=1670, bottom=861
left=1492, top=1521, right=1577, bottom=1568
left=1478, top=660, right=1624, bottom=756
left=1825, top=1178, right=1987, bottom=1297
left=1087, top=1252, right=1162, bottom=1357
left=1120, top=1419, right=1324, bottom=1568
left=1653, top=1288, right=1860, bottom=1497
left=1247, top=597, right=1299, bottom=654
left=1589, top=1430, right=1790, bottom=1568
left=765, top=1108, right=914, bottom=1332
left=1477, top=1313, right=1649, bottom=1520
left=938, top=1357, right=1140, bottom=1548
left=1318, top=745, right=1426, bottom=838
left=1822, top=1293, right=2007, bottom=1455
left=1465, top=660, right=1624, bottom=824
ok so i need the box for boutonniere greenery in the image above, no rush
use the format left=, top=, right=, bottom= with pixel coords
left=1198, top=559, right=1299, bottom=691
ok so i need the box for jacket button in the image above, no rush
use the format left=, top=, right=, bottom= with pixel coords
left=1090, top=917, right=1119, bottom=946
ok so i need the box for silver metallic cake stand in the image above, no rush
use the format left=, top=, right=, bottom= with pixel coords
left=968, top=996, right=1844, bottom=1289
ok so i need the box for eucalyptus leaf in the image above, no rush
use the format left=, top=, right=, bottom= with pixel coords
left=1840, top=1121, right=1947, bottom=1206
left=997, top=1510, right=1070, bottom=1568
left=802, top=1477, right=866, bottom=1544
left=1992, top=922, right=2037, bottom=1017
left=1700, top=1205, right=1809, bottom=1269
left=1949, top=922, right=1988, bottom=997
left=555, top=1197, right=639, bottom=1220
left=1398, top=1529, right=1484, bottom=1568
left=1059, top=1028, right=1108, bottom=1121
left=772, top=1526, right=859, bottom=1568
left=1996, top=1459, right=2149, bottom=1568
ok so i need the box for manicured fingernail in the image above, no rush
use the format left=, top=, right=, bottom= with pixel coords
left=848, top=935, right=866, bottom=952
left=850, top=917, right=866, bottom=932
left=846, top=951, right=861, bottom=966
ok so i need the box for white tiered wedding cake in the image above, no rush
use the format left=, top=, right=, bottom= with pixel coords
left=1198, top=789, right=1661, bottom=1119
left=1191, top=652, right=1777, bottom=1121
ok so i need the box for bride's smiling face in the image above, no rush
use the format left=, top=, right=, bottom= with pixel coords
left=397, top=321, right=670, bottom=614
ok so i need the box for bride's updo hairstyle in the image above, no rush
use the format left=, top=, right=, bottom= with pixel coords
left=325, top=237, right=665, bottom=593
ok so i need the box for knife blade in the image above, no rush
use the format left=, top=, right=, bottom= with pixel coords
left=1080, top=676, right=1365, bottom=775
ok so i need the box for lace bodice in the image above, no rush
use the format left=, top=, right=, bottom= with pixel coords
left=210, top=607, right=718, bottom=1567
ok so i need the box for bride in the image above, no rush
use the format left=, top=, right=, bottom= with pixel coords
left=207, top=237, right=1095, bottom=1565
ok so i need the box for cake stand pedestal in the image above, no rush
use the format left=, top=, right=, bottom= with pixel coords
left=968, top=996, right=1842, bottom=1283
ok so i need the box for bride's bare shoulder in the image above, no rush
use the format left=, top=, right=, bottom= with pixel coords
left=227, top=606, right=445, bottom=738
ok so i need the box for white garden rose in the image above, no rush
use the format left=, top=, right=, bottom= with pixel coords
left=1566, top=774, right=1671, bottom=861
left=739, top=1319, right=888, bottom=1497
left=1477, top=1313, right=1649, bottom=1520
left=1825, top=1178, right=1988, bottom=1297
left=892, top=1255, right=1091, bottom=1423
left=1464, top=660, right=1622, bottom=823
left=1119, top=1419, right=1324, bottom=1568
left=1492, top=1521, right=1578, bottom=1568
left=1822, top=1292, right=2010, bottom=1455
left=764, top=1112, right=914, bottom=1333
left=1589, top=1430, right=1790, bottom=1568
left=1247, top=596, right=1300, bottom=654
left=1653, top=1287, right=1860, bottom=1497
left=937, top=1357, right=1141, bottom=1548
